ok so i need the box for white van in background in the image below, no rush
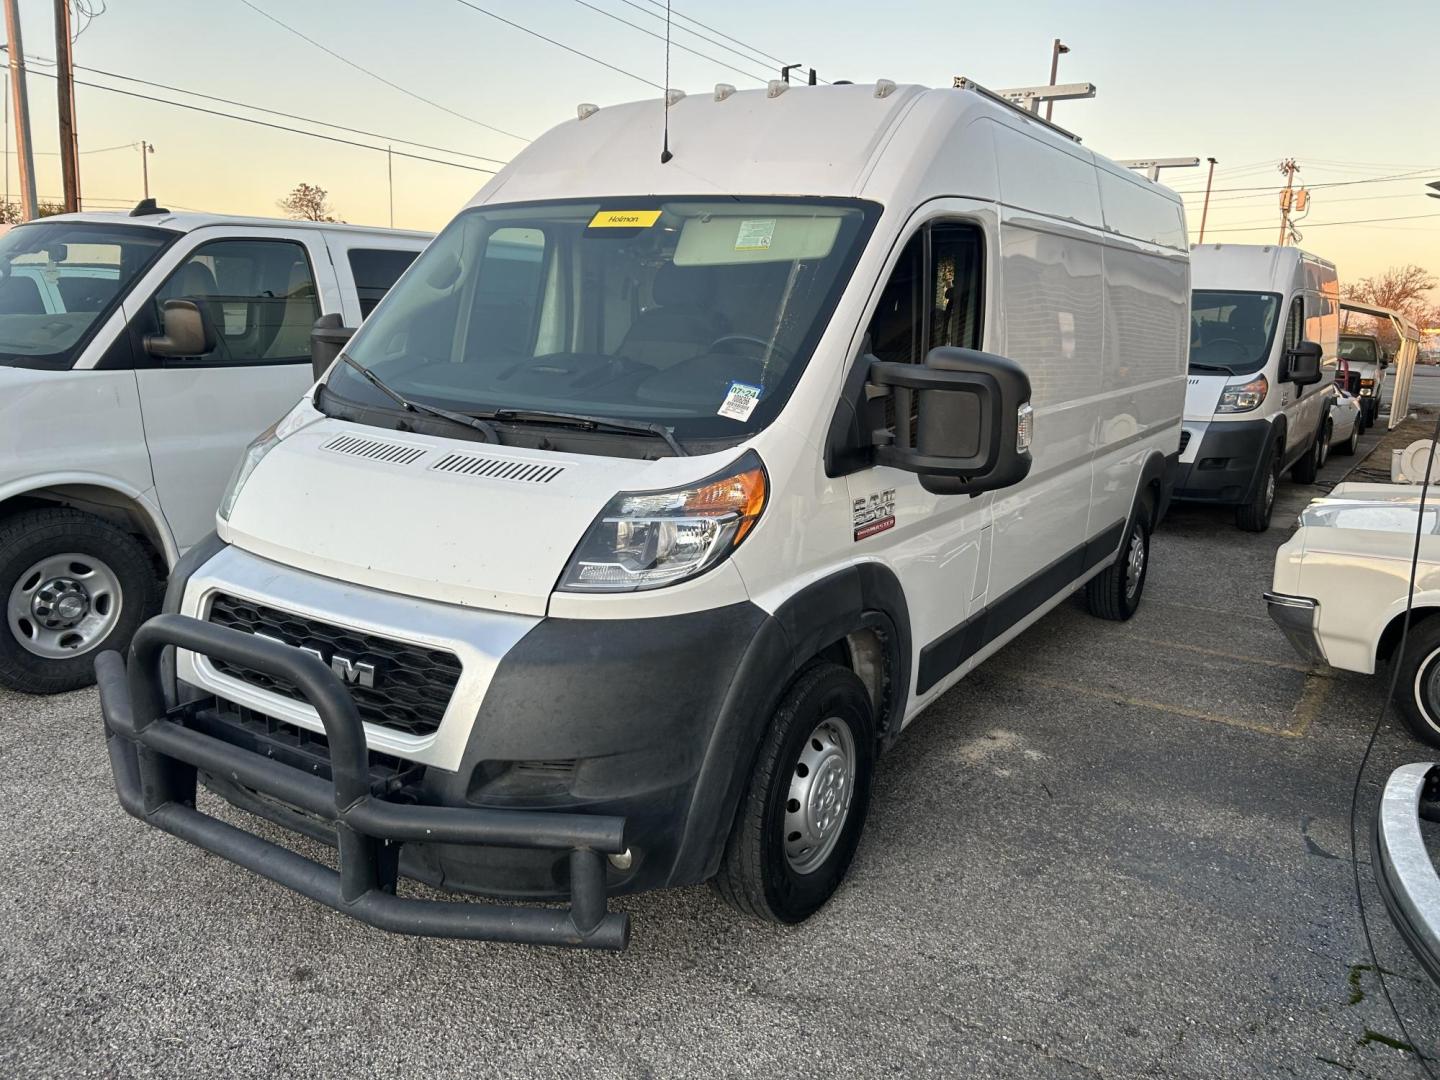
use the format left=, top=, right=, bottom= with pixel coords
left=1174, top=244, right=1338, bottom=531
left=99, top=79, right=1190, bottom=949
left=0, top=207, right=430, bottom=693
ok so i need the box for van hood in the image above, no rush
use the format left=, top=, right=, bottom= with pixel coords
left=1299, top=483, right=1440, bottom=536
left=220, top=419, right=697, bottom=616
left=1184, top=371, right=1229, bottom=421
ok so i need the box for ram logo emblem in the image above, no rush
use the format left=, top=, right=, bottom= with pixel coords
left=252, top=632, right=378, bottom=689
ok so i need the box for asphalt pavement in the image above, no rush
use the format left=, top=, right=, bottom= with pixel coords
left=4, top=425, right=1440, bottom=1079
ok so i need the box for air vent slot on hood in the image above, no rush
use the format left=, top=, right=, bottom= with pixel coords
left=322, top=434, right=427, bottom=466
left=430, top=453, right=565, bottom=484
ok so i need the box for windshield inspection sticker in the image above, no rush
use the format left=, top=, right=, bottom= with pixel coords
left=587, top=209, right=662, bottom=229
left=734, top=218, right=776, bottom=251
left=718, top=381, right=763, bottom=421
left=853, top=489, right=896, bottom=541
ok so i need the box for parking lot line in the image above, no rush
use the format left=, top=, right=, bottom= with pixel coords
left=1121, top=634, right=1313, bottom=674
left=1148, top=598, right=1273, bottom=623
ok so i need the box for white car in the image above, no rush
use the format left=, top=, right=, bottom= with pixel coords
left=1327, top=385, right=1362, bottom=458
left=1267, top=482, right=1440, bottom=744
left=0, top=208, right=430, bottom=693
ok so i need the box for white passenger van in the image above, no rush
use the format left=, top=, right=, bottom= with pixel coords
left=0, top=207, right=429, bottom=693
left=1175, top=244, right=1338, bottom=531
left=99, top=80, right=1190, bottom=949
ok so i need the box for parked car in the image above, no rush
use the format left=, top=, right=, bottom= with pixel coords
left=1267, top=482, right=1440, bottom=745
left=1176, top=244, right=1338, bottom=531
left=0, top=207, right=430, bottom=693
left=1375, top=761, right=1440, bottom=987
left=1327, top=386, right=1362, bottom=456
left=1340, top=331, right=1388, bottom=425
left=97, top=79, right=1193, bottom=949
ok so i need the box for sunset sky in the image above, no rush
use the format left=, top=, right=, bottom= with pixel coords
left=6, top=0, right=1436, bottom=296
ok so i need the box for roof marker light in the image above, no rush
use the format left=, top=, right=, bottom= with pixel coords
left=714, top=83, right=736, bottom=102
left=874, top=79, right=897, bottom=99
left=665, top=88, right=686, bottom=106
left=577, top=103, right=600, bottom=121
left=767, top=80, right=788, bottom=99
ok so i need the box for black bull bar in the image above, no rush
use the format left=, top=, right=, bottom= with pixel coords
left=98, top=614, right=631, bottom=950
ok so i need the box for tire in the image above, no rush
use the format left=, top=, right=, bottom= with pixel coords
left=1085, top=497, right=1151, bottom=621
left=1291, top=421, right=1325, bottom=484
left=0, top=508, right=160, bottom=694
left=713, top=663, right=875, bottom=924
left=1393, top=620, right=1440, bottom=748
left=1236, top=441, right=1282, bottom=533
left=1336, top=421, right=1360, bottom=457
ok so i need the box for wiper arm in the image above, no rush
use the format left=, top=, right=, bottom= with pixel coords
left=485, top=407, right=688, bottom=457
left=336, top=353, right=497, bottom=443
left=1189, top=362, right=1236, bottom=376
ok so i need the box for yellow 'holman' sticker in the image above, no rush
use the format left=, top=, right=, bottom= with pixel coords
left=588, top=209, right=662, bottom=229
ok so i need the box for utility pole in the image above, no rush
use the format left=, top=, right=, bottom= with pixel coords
left=137, top=141, right=152, bottom=198
left=1044, top=39, right=1069, bottom=121
left=1197, top=157, right=1218, bottom=244
left=3, top=0, right=39, bottom=220
left=53, top=0, right=79, bottom=212
left=1277, top=158, right=1299, bottom=246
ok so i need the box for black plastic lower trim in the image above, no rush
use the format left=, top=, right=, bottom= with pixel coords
left=1172, top=418, right=1275, bottom=506
left=915, top=521, right=1124, bottom=694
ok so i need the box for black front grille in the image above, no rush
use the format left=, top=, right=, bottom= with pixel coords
left=1179, top=429, right=1191, bottom=454
left=206, top=593, right=461, bottom=737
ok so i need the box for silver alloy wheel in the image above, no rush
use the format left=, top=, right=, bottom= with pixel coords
left=1124, top=527, right=1146, bottom=600
left=1264, top=466, right=1277, bottom=514
left=784, top=716, right=857, bottom=874
left=1317, top=427, right=1329, bottom=469
left=6, top=552, right=123, bottom=660
left=1418, top=649, right=1440, bottom=736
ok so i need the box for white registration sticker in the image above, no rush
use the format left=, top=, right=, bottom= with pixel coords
left=734, top=218, right=776, bottom=251
left=717, top=381, right=762, bottom=421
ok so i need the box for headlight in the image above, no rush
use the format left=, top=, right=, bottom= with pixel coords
left=1216, top=375, right=1268, bottom=414
left=559, top=451, right=767, bottom=592
left=217, top=406, right=317, bottom=521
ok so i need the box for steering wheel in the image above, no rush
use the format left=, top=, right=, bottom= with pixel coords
left=708, top=334, right=794, bottom=364
left=1201, top=337, right=1248, bottom=365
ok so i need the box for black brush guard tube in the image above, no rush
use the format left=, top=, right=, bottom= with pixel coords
left=98, top=614, right=631, bottom=950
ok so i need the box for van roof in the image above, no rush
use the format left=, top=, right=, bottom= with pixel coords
left=1189, top=243, right=1337, bottom=291
left=468, top=81, right=1187, bottom=251
left=13, top=209, right=433, bottom=240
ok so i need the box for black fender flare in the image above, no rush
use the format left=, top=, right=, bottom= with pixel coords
left=1255, top=415, right=1287, bottom=494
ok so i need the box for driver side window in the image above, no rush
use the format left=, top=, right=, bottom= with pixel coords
left=154, top=239, right=318, bottom=365
left=1284, top=296, right=1305, bottom=351
left=867, top=223, right=984, bottom=364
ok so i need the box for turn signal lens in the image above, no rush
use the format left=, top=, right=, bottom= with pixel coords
left=1216, top=375, right=1268, bottom=414
left=559, top=451, right=768, bottom=592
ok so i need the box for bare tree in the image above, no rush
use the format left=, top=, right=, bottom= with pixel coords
left=277, top=182, right=341, bottom=222
left=1341, top=264, right=1439, bottom=349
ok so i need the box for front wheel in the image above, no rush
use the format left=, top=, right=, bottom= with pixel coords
left=1291, top=421, right=1326, bottom=484
left=1337, top=421, right=1360, bottom=456
left=713, top=664, right=875, bottom=923
left=0, top=508, right=160, bottom=694
left=1393, top=620, right=1440, bottom=748
left=1085, top=502, right=1150, bottom=621
left=1236, top=443, right=1281, bottom=533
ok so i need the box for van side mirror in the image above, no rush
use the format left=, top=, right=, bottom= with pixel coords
left=310, top=312, right=356, bottom=381
left=144, top=299, right=215, bottom=359
left=1284, top=340, right=1324, bottom=386
left=868, top=347, right=1033, bottom=496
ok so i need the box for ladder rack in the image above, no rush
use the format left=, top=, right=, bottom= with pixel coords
left=952, top=76, right=1086, bottom=143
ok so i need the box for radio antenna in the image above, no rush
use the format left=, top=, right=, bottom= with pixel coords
left=660, top=0, right=673, bottom=163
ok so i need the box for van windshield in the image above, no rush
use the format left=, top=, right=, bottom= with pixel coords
left=0, top=221, right=174, bottom=370
left=328, top=197, right=877, bottom=444
left=1189, top=289, right=1281, bottom=376
left=1339, top=337, right=1379, bottom=365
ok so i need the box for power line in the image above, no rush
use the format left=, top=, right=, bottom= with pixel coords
left=1201, top=212, right=1440, bottom=233
left=27, top=68, right=498, bottom=173
left=567, top=0, right=769, bottom=82
left=611, top=0, right=779, bottom=73
left=639, top=0, right=787, bottom=67
left=235, top=0, right=529, bottom=143
left=449, top=0, right=664, bottom=89
left=1171, top=167, right=1437, bottom=195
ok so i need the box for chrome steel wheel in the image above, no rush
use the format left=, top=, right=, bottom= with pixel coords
left=1124, top=528, right=1146, bottom=600
left=1264, top=467, right=1277, bottom=515
left=783, top=717, right=857, bottom=874
left=6, top=552, right=123, bottom=659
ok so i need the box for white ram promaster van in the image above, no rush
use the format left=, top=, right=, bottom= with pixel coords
left=98, top=80, right=1190, bottom=950
left=1175, top=244, right=1338, bottom=531
left=0, top=207, right=429, bottom=693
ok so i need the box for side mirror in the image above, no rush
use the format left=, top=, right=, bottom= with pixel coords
left=310, top=312, right=356, bottom=381
left=144, top=299, right=216, bottom=359
left=1284, top=340, right=1324, bottom=386
left=868, top=347, right=1033, bottom=496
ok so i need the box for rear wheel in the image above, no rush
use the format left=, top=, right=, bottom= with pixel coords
left=1236, top=442, right=1282, bottom=533
left=714, top=664, right=875, bottom=923
left=0, top=508, right=160, bottom=694
left=1291, top=421, right=1326, bottom=484
left=1393, top=620, right=1440, bottom=748
left=1085, top=498, right=1151, bottom=621
left=1337, top=420, right=1360, bottom=456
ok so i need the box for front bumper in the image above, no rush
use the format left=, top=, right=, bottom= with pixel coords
left=1172, top=418, right=1273, bottom=506
left=1262, top=591, right=1325, bottom=665
left=99, top=614, right=631, bottom=949
left=1375, top=762, right=1440, bottom=987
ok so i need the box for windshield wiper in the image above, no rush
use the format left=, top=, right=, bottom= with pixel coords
left=1189, top=362, right=1236, bottom=376
left=336, top=353, right=498, bottom=443
left=483, top=407, right=688, bottom=457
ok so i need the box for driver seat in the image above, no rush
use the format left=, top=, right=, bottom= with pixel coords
left=617, top=264, right=727, bottom=370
